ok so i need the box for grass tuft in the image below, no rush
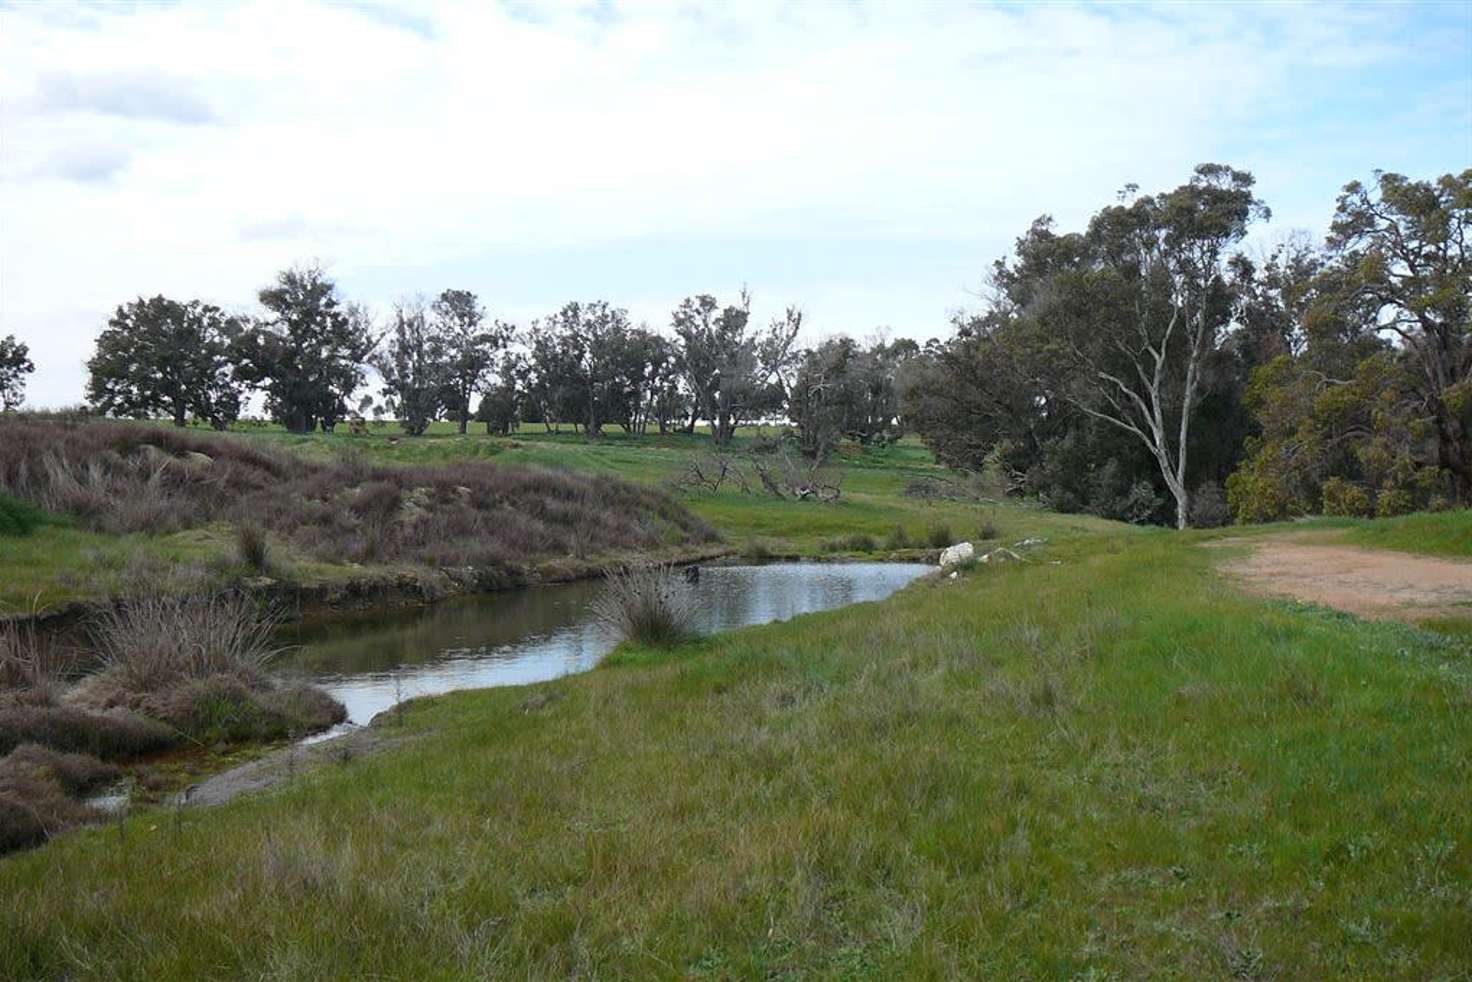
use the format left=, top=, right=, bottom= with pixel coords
left=90, top=593, right=281, bottom=692
left=591, top=563, right=698, bottom=647
left=235, top=523, right=270, bottom=573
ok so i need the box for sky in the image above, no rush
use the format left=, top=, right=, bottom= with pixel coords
left=1, top=0, right=1469, bottom=408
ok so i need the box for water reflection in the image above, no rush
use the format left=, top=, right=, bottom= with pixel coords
left=277, top=562, right=930, bottom=732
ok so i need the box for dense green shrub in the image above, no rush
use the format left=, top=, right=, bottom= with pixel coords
left=1375, top=487, right=1414, bottom=519
left=0, top=492, right=46, bottom=536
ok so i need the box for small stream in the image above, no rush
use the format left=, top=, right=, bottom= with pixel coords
left=275, top=561, right=931, bottom=736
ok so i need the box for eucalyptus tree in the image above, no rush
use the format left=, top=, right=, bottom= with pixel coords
left=373, top=298, right=449, bottom=436
left=525, top=301, right=636, bottom=439
left=644, top=333, right=687, bottom=435
left=85, top=296, right=246, bottom=428
left=671, top=290, right=800, bottom=444
left=431, top=289, right=513, bottom=435
left=476, top=352, right=526, bottom=435
left=234, top=264, right=376, bottom=433
left=0, top=335, right=34, bottom=411
left=1323, top=169, right=1472, bottom=501
left=1008, top=164, right=1268, bottom=528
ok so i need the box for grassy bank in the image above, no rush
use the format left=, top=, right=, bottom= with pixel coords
left=0, top=419, right=719, bottom=611
left=0, top=419, right=1110, bottom=610
left=2, top=530, right=1467, bottom=977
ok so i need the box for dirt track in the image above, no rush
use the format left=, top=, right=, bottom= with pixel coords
left=187, top=725, right=409, bottom=808
left=1215, top=536, right=1472, bottom=623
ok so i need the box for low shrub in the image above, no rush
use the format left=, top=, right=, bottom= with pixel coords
left=0, top=704, right=177, bottom=758
left=0, top=743, right=115, bottom=854
left=592, top=564, right=698, bottom=647
left=976, top=518, right=1000, bottom=541
left=236, top=523, right=270, bottom=572
left=884, top=525, right=911, bottom=550
left=0, top=743, right=119, bottom=796
left=92, top=593, right=281, bottom=692
left=0, top=783, right=99, bottom=854
left=842, top=533, right=877, bottom=552
left=1188, top=481, right=1233, bottom=529
left=1322, top=477, right=1372, bottom=518
left=258, top=683, right=348, bottom=734
left=1375, top=487, right=1414, bottom=519
left=0, top=418, right=720, bottom=568
left=926, top=522, right=954, bottom=549
left=741, top=538, right=773, bottom=561
left=0, top=492, right=47, bottom=536
left=139, top=676, right=346, bottom=743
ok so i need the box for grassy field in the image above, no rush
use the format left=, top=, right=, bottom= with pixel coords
left=2, top=526, right=1468, bottom=977
left=3, top=420, right=1469, bottom=975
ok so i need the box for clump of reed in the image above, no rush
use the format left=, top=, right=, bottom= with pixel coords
left=91, top=592, right=282, bottom=693
left=591, top=563, right=698, bottom=647
left=236, top=523, right=270, bottom=573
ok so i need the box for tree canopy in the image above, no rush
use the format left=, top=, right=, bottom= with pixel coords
left=85, top=296, right=245, bottom=428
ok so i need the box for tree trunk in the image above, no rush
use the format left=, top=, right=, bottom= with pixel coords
left=458, top=415, right=468, bottom=435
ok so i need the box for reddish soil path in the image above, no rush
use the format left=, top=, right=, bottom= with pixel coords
left=1213, top=535, right=1472, bottom=623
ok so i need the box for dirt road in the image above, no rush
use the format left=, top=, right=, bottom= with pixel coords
left=1214, top=535, right=1472, bottom=623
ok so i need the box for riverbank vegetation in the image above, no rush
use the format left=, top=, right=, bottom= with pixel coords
left=2, top=528, right=1467, bottom=976
left=0, top=416, right=719, bottom=608
left=0, top=593, right=345, bottom=854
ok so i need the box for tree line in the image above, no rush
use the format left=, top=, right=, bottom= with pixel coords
left=900, top=165, right=1470, bottom=527
left=27, top=162, right=1469, bottom=529
left=78, top=270, right=907, bottom=453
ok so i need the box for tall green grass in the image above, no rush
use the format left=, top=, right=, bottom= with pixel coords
left=1337, top=509, right=1472, bottom=558
left=2, top=532, right=1467, bottom=977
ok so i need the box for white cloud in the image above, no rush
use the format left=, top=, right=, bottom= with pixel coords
left=0, top=0, right=1465, bottom=406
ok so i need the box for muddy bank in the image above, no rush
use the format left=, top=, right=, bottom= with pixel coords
left=186, top=720, right=412, bottom=808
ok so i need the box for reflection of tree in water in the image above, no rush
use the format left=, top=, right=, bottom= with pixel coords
left=277, top=579, right=605, bottom=675
left=285, top=563, right=930, bottom=726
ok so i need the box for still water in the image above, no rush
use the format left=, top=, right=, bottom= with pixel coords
left=277, top=562, right=931, bottom=733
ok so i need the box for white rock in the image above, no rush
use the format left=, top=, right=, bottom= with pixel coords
left=938, top=541, right=975, bottom=567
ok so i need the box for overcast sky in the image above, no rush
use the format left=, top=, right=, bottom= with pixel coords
left=1, top=0, right=1468, bottom=408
